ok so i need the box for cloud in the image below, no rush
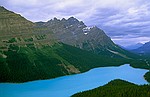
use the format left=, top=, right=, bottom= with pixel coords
left=1, top=0, right=150, bottom=46
left=112, top=36, right=150, bottom=46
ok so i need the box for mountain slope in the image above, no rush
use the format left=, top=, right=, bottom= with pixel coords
left=124, top=43, right=143, bottom=50
left=0, top=43, right=130, bottom=83
left=36, top=17, right=138, bottom=59
left=144, top=72, right=150, bottom=83
left=0, top=7, right=149, bottom=83
left=0, top=6, right=35, bottom=36
left=133, top=41, right=150, bottom=56
left=72, top=79, right=150, bottom=97
left=0, top=7, right=129, bottom=83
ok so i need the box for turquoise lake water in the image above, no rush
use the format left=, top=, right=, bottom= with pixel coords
left=0, top=64, right=149, bottom=97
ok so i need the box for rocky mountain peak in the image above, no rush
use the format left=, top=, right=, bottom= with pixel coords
left=61, top=18, right=67, bottom=22
left=0, top=6, right=7, bottom=11
left=34, top=17, right=131, bottom=58
left=47, top=17, right=84, bottom=26
left=48, top=17, right=61, bottom=23
left=53, top=17, right=61, bottom=21
left=67, top=17, right=79, bottom=24
left=36, top=17, right=117, bottom=54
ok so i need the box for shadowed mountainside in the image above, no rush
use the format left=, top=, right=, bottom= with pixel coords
left=71, top=79, right=150, bottom=97
left=0, top=6, right=149, bottom=83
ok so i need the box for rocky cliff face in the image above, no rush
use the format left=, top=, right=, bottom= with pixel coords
left=38, top=17, right=114, bottom=47
left=36, top=17, right=134, bottom=58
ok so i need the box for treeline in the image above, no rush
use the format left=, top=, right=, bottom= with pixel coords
left=71, top=79, right=150, bottom=97
left=0, top=44, right=69, bottom=82
left=55, top=43, right=130, bottom=72
left=144, top=71, right=150, bottom=83
left=0, top=43, right=150, bottom=83
left=0, top=43, right=129, bottom=83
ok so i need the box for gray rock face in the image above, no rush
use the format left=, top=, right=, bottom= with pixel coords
left=36, top=17, right=118, bottom=54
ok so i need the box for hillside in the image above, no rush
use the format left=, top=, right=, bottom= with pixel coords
left=133, top=41, right=150, bottom=56
left=0, top=6, right=35, bottom=36
left=0, top=7, right=128, bottom=83
left=144, top=72, right=150, bottom=83
left=124, top=43, right=143, bottom=50
left=71, top=79, right=150, bottom=97
left=0, top=43, right=131, bottom=82
left=36, top=17, right=138, bottom=59
left=0, top=6, right=149, bottom=83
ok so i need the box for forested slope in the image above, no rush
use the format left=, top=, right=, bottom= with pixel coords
left=72, top=79, right=150, bottom=97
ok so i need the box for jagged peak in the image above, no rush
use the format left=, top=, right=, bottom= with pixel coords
left=47, top=17, right=85, bottom=26
left=0, top=6, right=5, bottom=9
left=61, top=18, right=66, bottom=21
left=61, top=18, right=67, bottom=21
left=53, top=17, right=60, bottom=21
left=67, top=17, right=79, bottom=22
left=47, top=17, right=61, bottom=23
left=68, top=16, right=77, bottom=20
left=0, top=6, right=8, bottom=11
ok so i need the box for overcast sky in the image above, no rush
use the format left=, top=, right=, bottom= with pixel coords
left=1, top=0, right=150, bottom=46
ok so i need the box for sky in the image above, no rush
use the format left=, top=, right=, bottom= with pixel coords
left=0, top=0, right=150, bottom=46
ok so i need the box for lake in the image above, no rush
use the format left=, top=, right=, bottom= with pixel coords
left=0, top=64, right=149, bottom=97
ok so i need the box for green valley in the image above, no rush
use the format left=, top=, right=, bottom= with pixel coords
left=0, top=42, right=130, bottom=83
left=0, top=6, right=150, bottom=83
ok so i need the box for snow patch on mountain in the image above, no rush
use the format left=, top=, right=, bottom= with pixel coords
left=83, top=26, right=94, bottom=32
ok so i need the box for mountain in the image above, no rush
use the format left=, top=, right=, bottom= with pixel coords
left=0, top=7, right=149, bottom=83
left=36, top=17, right=138, bottom=59
left=0, top=6, right=35, bottom=36
left=133, top=41, right=150, bottom=56
left=71, top=79, right=150, bottom=97
left=132, top=42, right=150, bottom=83
left=124, top=43, right=143, bottom=50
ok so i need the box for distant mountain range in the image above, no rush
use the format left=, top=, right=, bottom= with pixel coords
left=0, top=6, right=149, bottom=83
left=123, top=43, right=143, bottom=50
left=132, top=41, right=150, bottom=56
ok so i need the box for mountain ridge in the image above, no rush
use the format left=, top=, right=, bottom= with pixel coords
left=133, top=41, right=150, bottom=56
left=124, top=43, right=143, bottom=50
left=36, top=17, right=139, bottom=59
left=0, top=7, right=149, bottom=83
left=0, top=6, right=35, bottom=36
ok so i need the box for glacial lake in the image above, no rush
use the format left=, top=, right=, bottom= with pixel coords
left=0, top=64, right=149, bottom=97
